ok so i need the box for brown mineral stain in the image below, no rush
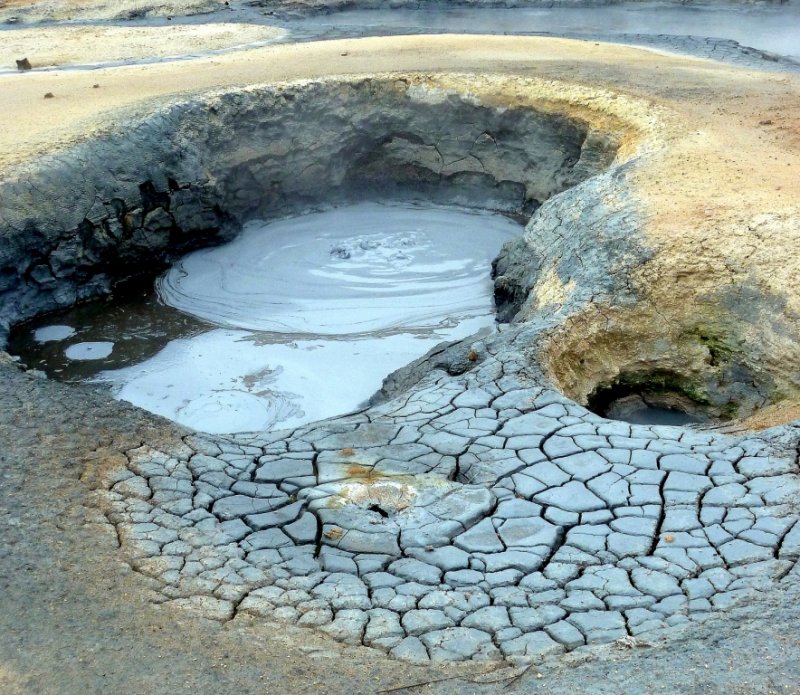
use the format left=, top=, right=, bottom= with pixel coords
left=345, top=464, right=376, bottom=480
left=79, top=449, right=129, bottom=489
left=323, top=526, right=343, bottom=540
left=735, top=401, right=800, bottom=431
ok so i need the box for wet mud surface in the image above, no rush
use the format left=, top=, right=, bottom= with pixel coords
left=2, top=4, right=799, bottom=73
left=11, top=203, right=521, bottom=433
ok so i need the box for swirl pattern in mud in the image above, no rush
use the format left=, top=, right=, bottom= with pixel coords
left=157, top=203, right=520, bottom=334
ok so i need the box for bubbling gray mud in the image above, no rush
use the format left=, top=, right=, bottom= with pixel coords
left=158, top=203, right=518, bottom=335
left=88, top=203, right=521, bottom=434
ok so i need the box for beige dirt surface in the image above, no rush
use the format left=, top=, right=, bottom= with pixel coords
left=0, top=34, right=796, bottom=168
left=2, top=23, right=286, bottom=68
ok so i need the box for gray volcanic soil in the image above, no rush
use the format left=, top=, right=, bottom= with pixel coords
left=285, top=5, right=800, bottom=68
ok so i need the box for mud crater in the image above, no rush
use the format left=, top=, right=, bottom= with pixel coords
left=3, top=74, right=800, bottom=665
left=2, top=74, right=625, bottom=429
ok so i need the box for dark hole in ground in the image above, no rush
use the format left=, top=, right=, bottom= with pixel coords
left=600, top=394, right=704, bottom=426
left=586, top=369, right=727, bottom=426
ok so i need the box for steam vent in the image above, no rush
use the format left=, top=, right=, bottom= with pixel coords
left=1, top=2, right=800, bottom=692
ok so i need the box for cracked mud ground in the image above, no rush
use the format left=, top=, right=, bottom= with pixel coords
left=2, top=9, right=800, bottom=695
left=3, top=336, right=800, bottom=692
left=91, top=323, right=800, bottom=659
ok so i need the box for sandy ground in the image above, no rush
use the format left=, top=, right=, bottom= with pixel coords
left=0, top=34, right=796, bottom=167
left=1, top=30, right=800, bottom=695
left=2, top=23, right=285, bottom=68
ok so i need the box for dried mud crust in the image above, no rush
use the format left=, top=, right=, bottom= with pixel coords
left=0, top=35, right=799, bottom=684
left=2, top=356, right=799, bottom=694
left=92, top=326, right=800, bottom=664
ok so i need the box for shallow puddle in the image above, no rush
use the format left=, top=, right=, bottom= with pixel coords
left=10, top=203, right=521, bottom=434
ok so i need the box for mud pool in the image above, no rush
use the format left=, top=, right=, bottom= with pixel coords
left=10, top=203, right=522, bottom=434
left=290, top=6, right=800, bottom=62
